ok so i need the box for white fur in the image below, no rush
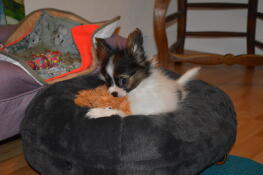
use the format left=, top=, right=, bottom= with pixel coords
left=133, top=44, right=138, bottom=54
left=106, top=57, right=114, bottom=78
left=86, top=107, right=125, bottom=119
left=177, top=67, right=200, bottom=86
left=128, top=67, right=200, bottom=115
left=108, top=85, right=127, bottom=97
left=128, top=69, right=180, bottom=115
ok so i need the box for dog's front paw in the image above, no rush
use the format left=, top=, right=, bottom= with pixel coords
left=85, top=108, right=126, bottom=119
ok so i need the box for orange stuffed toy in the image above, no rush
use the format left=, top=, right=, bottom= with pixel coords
left=74, top=85, right=132, bottom=115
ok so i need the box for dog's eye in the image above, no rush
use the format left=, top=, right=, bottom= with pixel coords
left=119, top=77, right=128, bottom=86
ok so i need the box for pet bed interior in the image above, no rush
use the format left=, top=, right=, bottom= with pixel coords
left=0, top=9, right=120, bottom=83
left=20, top=70, right=237, bottom=175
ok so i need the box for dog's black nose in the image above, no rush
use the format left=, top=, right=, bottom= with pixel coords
left=111, top=92, right=118, bottom=97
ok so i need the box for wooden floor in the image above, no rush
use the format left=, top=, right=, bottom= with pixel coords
left=0, top=63, right=263, bottom=174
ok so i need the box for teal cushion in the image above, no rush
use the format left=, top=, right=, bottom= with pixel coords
left=202, top=155, right=263, bottom=175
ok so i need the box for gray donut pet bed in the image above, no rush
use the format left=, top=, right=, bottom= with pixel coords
left=20, top=69, right=236, bottom=175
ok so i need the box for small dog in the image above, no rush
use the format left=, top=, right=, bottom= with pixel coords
left=86, top=29, right=200, bottom=118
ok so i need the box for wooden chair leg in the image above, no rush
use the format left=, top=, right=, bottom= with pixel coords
left=247, top=0, right=258, bottom=54
left=154, top=0, right=171, bottom=68
left=176, top=0, right=187, bottom=54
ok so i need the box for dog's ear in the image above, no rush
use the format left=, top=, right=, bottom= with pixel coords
left=127, top=28, right=146, bottom=64
left=95, top=38, right=112, bottom=62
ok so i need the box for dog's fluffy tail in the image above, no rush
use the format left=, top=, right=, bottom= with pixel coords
left=177, top=67, right=201, bottom=86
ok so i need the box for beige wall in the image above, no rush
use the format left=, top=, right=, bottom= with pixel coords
left=25, top=0, right=263, bottom=56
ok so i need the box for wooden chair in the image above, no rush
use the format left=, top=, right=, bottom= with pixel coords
left=154, top=0, right=263, bottom=68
